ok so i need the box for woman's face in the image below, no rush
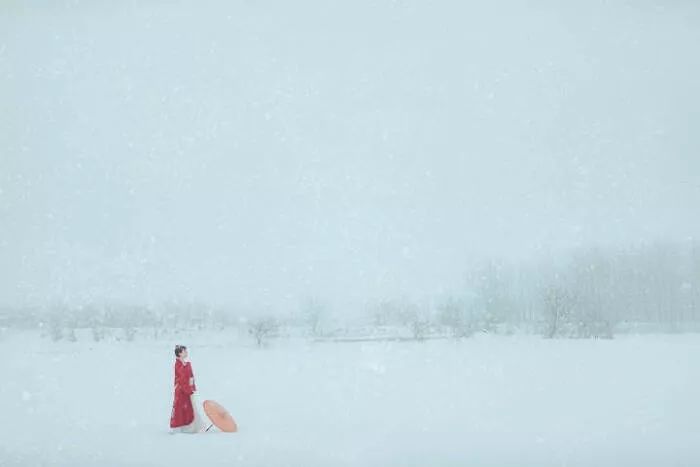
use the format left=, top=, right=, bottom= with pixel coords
left=180, top=348, right=189, bottom=359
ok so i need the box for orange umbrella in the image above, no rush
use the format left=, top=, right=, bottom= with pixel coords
left=203, top=400, right=238, bottom=433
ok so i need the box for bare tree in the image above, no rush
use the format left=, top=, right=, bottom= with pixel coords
left=543, top=285, right=575, bottom=339
left=301, top=297, right=326, bottom=337
left=471, top=260, right=517, bottom=332
left=249, top=317, right=278, bottom=347
left=394, top=302, right=431, bottom=341
left=437, top=297, right=473, bottom=339
left=410, top=318, right=431, bottom=341
left=48, top=315, right=63, bottom=342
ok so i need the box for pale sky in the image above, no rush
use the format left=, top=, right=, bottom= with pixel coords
left=1, top=1, right=699, bottom=311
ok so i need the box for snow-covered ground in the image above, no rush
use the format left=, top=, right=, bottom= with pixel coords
left=2, top=331, right=699, bottom=466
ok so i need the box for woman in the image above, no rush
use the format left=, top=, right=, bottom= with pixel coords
left=169, top=345, right=206, bottom=433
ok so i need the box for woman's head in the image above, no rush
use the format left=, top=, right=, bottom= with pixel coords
left=174, top=345, right=188, bottom=359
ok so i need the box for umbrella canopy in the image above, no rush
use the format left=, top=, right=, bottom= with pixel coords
left=202, top=400, right=238, bottom=433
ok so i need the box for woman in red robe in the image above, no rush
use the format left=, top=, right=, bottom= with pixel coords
left=169, top=345, right=204, bottom=433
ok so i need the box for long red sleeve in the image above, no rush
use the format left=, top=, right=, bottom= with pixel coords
left=175, top=361, right=194, bottom=396
left=190, top=364, right=197, bottom=393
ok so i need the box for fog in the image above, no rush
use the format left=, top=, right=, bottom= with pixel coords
left=2, top=1, right=699, bottom=311
left=4, top=3, right=700, bottom=466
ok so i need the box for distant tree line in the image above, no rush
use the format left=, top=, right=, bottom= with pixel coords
left=1, top=241, right=698, bottom=343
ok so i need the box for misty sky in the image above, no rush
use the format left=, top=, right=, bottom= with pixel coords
left=1, top=1, right=699, bottom=311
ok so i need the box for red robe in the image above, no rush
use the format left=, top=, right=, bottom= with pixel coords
left=169, top=359, right=197, bottom=428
